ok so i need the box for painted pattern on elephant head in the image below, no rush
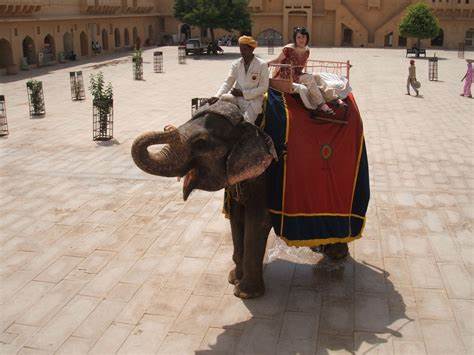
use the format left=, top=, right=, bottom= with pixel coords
left=131, top=101, right=276, bottom=200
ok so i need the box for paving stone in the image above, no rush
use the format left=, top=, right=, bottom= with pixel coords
left=414, top=289, right=454, bottom=321
left=117, top=314, right=174, bottom=355
left=420, top=319, right=466, bottom=355
left=25, top=295, right=100, bottom=351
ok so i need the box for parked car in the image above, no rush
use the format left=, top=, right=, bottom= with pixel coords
left=185, top=38, right=206, bottom=55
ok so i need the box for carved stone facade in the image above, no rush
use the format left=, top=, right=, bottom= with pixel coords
left=0, top=0, right=473, bottom=74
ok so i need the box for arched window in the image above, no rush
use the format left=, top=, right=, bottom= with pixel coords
left=102, top=29, right=109, bottom=50
left=44, top=34, right=56, bottom=62
left=114, top=28, right=121, bottom=48
left=124, top=28, right=130, bottom=46
left=384, top=32, right=393, bottom=47
left=0, top=38, right=14, bottom=68
left=465, top=28, right=474, bottom=48
left=431, top=28, right=444, bottom=46
left=22, top=36, right=36, bottom=64
left=63, top=31, right=74, bottom=54
left=80, top=31, right=88, bottom=56
left=257, top=29, right=284, bottom=46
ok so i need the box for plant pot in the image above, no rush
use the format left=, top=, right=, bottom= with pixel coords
left=26, top=81, right=46, bottom=118
left=93, top=99, right=113, bottom=141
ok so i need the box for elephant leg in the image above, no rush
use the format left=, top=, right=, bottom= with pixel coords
left=234, top=201, right=271, bottom=299
left=229, top=199, right=245, bottom=285
left=322, top=243, right=349, bottom=260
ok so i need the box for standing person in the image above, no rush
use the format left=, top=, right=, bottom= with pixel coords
left=208, top=36, right=269, bottom=124
left=406, top=59, right=419, bottom=96
left=268, top=27, right=334, bottom=114
left=460, top=59, right=473, bottom=98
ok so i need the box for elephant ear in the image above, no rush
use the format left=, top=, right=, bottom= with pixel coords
left=226, top=122, right=277, bottom=186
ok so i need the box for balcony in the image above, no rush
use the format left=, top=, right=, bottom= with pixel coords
left=426, top=0, right=474, bottom=11
left=80, top=0, right=122, bottom=15
left=284, top=0, right=312, bottom=9
left=122, top=0, right=154, bottom=14
left=248, top=0, right=263, bottom=12
left=0, top=0, right=46, bottom=16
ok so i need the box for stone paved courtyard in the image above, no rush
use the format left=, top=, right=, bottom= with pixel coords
left=0, top=46, right=473, bottom=355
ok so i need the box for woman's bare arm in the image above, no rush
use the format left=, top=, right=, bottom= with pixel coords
left=267, top=51, right=286, bottom=65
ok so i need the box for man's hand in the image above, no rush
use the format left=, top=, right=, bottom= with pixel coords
left=231, top=88, right=243, bottom=97
left=206, top=97, right=219, bottom=105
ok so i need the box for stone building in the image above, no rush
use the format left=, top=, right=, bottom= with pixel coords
left=246, top=0, right=474, bottom=49
left=1, top=0, right=473, bottom=75
left=0, top=0, right=159, bottom=74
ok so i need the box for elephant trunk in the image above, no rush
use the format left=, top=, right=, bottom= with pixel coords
left=131, top=130, right=189, bottom=177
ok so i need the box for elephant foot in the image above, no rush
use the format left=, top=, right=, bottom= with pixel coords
left=233, top=280, right=265, bottom=299
left=322, top=243, right=349, bottom=261
left=228, top=268, right=242, bottom=285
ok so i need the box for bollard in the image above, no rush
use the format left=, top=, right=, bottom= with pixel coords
left=178, top=45, right=186, bottom=64
left=154, top=51, right=163, bottom=73
left=70, top=71, right=86, bottom=101
left=0, top=95, right=8, bottom=136
left=428, top=55, right=438, bottom=81
left=458, top=43, right=465, bottom=59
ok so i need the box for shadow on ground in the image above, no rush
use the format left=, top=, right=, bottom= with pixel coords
left=197, top=257, right=409, bottom=354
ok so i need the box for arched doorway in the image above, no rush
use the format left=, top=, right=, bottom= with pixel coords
left=147, top=24, right=154, bottom=45
left=288, top=11, right=307, bottom=44
left=63, top=31, right=74, bottom=55
left=124, top=28, right=130, bottom=46
left=431, top=28, right=444, bottom=47
left=179, top=23, right=191, bottom=43
left=0, top=38, right=14, bottom=69
left=257, top=29, right=283, bottom=46
left=465, top=28, right=474, bottom=48
left=22, top=36, right=36, bottom=65
left=132, top=27, right=140, bottom=49
left=384, top=32, right=393, bottom=47
left=80, top=31, right=88, bottom=56
left=341, top=24, right=353, bottom=46
left=114, top=28, right=121, bottom=48
left=44, top=34, right=56, bottom=62
left=102, top=29, right=109, bottom=50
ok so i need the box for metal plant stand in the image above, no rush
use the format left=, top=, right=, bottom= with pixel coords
left=428, top=56, right=438, bottom=81
left=133, top=57, right=143, bottom=80
left=154, top=51, right=163, bottom=73
left=178, top=46, right=186, bottom=64
left=27, top=81, right=46, bottom=118
left=0, top=95, right=8, bottom=136
left=70, top=71, right=86, bottom=101
left=191, top=97, right=208, bottom=114
left=458, top=43, right=465, bottom=59
left=93, top=99, right=113, bottom=141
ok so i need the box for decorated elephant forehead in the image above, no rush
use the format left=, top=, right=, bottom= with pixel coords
left=192, top=100, right=244, bottom=126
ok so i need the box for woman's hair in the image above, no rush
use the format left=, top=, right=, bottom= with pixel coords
left=293, top=27, right=309, bottom=46
left=410, top=60, right=415, bottom=65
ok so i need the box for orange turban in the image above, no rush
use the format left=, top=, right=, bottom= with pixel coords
left=238, top=35, right=257, bottom=48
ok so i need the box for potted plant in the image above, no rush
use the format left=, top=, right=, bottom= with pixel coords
left=26, top=79, right=45, bottom=117
left=89, top=72, right=113, bottom=140
left=132, top=48, right=143, bottom=80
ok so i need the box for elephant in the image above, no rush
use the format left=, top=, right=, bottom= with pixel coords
left=132, top=100, right=348, bottom=299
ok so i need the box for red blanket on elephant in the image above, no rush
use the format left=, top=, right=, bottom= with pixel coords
left=263, top=89, right=370, bottom=247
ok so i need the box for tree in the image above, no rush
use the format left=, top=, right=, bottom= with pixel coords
left=399, top=2, right=440, bottom=54
left=174, top=0, right=251, bottom=42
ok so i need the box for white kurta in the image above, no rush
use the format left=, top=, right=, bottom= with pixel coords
left=216, top=56, right=269, bottom=124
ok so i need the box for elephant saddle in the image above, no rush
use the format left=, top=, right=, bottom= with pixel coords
left=262, top=88, right=370, bottom=247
